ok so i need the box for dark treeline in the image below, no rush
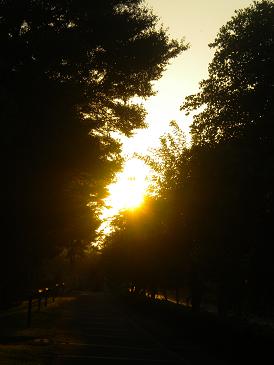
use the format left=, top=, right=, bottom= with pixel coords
left=0, top=0, right=185, bottom=307
left=102, top=0, right=274, bottom=318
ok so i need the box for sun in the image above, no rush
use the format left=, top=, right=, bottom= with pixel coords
left=105, top=158, right=150, bottom=211
left=97, top=158, right=151, bottom=237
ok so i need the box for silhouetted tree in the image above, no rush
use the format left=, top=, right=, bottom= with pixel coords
left=103, top=1, right=274, bottom=318
left=0, top=0, right=187, bottom=304
left=182, top=0, right=274, bottom=316
left=182, top=0, right=274, bottom=146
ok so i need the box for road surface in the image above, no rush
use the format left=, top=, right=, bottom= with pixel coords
left=0, top=291, right=188, bottom=364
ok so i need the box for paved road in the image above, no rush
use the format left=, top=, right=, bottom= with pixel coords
left=4, top=290, right=269, bottom=364
left=50, top=291, right=188, bottom=364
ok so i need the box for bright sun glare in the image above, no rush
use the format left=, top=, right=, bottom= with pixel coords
left=98, top=158, right=151, bottom=236
left=95, top=0, right=256, bottom=244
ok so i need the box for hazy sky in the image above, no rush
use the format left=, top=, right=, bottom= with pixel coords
left=122, top=0, right=255, bottom=154
left=100, top=0, right=256, bottom=238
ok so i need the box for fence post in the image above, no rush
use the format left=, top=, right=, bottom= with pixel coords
left=54, top=283, right=59, bottom=301
left=44, top=288, right=48, bottom=307
left=38, top=289, right=42, bottom=311
left=52, top=287, right=55, bottom=303
left=27, top=295, right=32, bottom=327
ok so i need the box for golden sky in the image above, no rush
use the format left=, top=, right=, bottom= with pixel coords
left=122, top=0, right=255, bottom=155
left=97, top=0, right=255, bottom=240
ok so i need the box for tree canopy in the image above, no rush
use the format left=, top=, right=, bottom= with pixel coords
left=0, top=0, right=186, bottom=300
left=101, top=1, right=274, bottom=317
left=182, top=0, right=274, bottom=146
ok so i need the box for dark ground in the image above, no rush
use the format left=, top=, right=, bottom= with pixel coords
left=0, top=290, right=273, bottom=364
left=121, top=292, right=274, bottom=365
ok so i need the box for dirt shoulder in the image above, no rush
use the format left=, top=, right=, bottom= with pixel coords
left=0, top=295, right=77, bottom=364
left=117, top=292, right=274, bottom=365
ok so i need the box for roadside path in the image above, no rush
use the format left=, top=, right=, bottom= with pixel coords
left=0, top=291, right=188, bottom=364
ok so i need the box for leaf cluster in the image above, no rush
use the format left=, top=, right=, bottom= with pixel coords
left=182, top=0, right=274, bottom=146
left=101, top=1, right=274, bottom=316
left=0, top=0, right=187, bottom=299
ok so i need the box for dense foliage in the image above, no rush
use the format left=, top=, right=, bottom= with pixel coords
left=102, top=1, right=274, bottom=317
left=182, top=0, right=274, bottom=146
left=0, top=0, right=186, bottom=304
